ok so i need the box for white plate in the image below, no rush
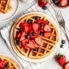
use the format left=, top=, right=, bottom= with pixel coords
left=0, top=0, right=18, bottom=22
left=10, top=12, right=61, bottom=62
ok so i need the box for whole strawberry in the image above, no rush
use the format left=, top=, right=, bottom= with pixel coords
left=56, top=54, right=66, bottom=66
left=38, top=0, right=48, bottom=7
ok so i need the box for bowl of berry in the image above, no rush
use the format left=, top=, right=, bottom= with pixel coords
left=52, top=0, right=69, bottom=8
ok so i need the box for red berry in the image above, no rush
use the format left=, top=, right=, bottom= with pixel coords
left=44, top=32, right=51, bottom=38
left=56, top=54, right=66, bottom=66
left=20, top=32, right=26, bottom=41
left=35, top=37, right=43, bottom=46
left=38, top=0, right=48, bottom=7
left=0, top=60, right=6, bottom=69
left=44, top=24, right=51, bottom=32
left=32, top=23, right=40, bottom=31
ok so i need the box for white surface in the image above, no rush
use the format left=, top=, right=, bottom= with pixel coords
left=0, top=0, right=69, bottom=69
left=0, top=0, right=18, bottom=22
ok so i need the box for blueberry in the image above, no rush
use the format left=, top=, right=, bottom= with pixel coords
left=35, top=16, right=40, bottom=21
left=33, top=48, right=39, bottom=52
left=61, top=40, right=65, bottom=44
left=27, top=19, right=32, bottom=24
left=60, top=44, right=63, bottom=48
left=53, top=0, right=59, bottom=4
left=40, top=23, right=44, bottom=27
left=17, top=28, right=23, bottom=32
left=15, top=38, right=21, bottom=46
left=32, top=32, right=36, bottom=36
left=25, top=34, right=30, bottom=39
left=42, top=6, right=47, bottom=10
left=40, top=32, right=44, bottom=36
left=56, top=2, right=61, bottom=7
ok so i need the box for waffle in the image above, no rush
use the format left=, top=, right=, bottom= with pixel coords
left=12, top=13, right=59, bottom=59
left=0, top=55, right=20, bottom=69
left=0, top=0, right=12, bottom=13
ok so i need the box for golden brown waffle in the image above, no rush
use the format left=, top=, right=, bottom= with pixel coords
left=12, top=13, right=59, bottom=59
left=0, top=55, right=20, bottom=69
left=0, top=0, right=12, bottom=13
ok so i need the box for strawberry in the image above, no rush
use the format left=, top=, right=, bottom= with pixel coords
left=34, top=42, right=40, bottom=48
left=19, top=22, right=28, bottom=28
left=20, top=32, right=26, bottom=41
left=56, top=54, right=66, bottom=66
left=35, top=37, right=43, bottom=46
left=23, top=45, right=30, bottom=50
left=44, top=32, right=51, bottom=38
left=38, top=0, right=48, bottom=7
left=64, top=62, right=69, bottom=69
left=44, top=24, right=51, bottom=32
left=26, top=40, right=35, bottom=49
left=32, top=23, right=40, bottom=31
left=60, top=0, right=68, bottom=7
left=0, top=60, right=6, bottom=69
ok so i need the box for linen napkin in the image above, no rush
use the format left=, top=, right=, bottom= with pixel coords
left=0, top=3, right=69, bottom=69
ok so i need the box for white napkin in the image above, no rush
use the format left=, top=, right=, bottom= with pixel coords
left=0, top=3, right=69, bottom=69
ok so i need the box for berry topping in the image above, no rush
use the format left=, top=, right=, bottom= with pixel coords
left=35, top=37, right=43, bottom=46
left=44, top=32, right=51, bottom=38
left=42, top=6, right=47, bottom=10
left=53, top=0, right=59, bottom=4
left=35, top=16, right=40, bottom=21
left=60, top=44, right=63, bottom=48
left=27, top=19, right=32, bottom=24
left=16, top=40, right=21, bottom=46
left=32, top=23, right=40, bottom=31
left=0, top=60, right=6, bottom=69
left=44, top=24, right=51, bottom=32
left=56, top=54, right=66, bottom=66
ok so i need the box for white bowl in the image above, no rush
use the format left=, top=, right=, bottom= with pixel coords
left=10, top=12, right=61, bottom=62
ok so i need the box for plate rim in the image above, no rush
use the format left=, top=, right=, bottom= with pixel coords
left=10, top=12, right=61, bottom=62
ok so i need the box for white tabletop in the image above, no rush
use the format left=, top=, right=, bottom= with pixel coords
left=0, top=0, right=69, bottom=69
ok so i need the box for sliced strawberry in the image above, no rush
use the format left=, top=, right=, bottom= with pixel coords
left=44, top=24, right=51, bottom=32
left=23, top=45, right=30, bottom=50
left=26, top=40, right=35, bottom=49
left=0, top=60, right=6, bottom=69
left=60, top=0, right=68, bottom=7
left=20, top=32, right=26, bottom=41
left=44, top=32, right=51, bottom=38
left=32, top=23, right=40, bottom=31
left=17, top=32, right=21, bottom=38
left=34, top=41, right=40, bottom=48
left=35, top=37, right=43, bottom=46
left=30, top=31, right=39, bottom=38
left=64, top=62, right=69, bottom=69
left=19, top=22, right=28, bottom=28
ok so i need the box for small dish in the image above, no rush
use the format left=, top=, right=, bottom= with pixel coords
left=0, top=0, right=18, bottom=22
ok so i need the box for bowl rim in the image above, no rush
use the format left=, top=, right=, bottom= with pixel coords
left=10, top=12, right=61, bottom=63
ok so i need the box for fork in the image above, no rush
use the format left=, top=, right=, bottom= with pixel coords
left=50, top=3, right=69, bottom=45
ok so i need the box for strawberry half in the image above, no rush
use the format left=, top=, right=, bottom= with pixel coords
left=64, top=62, right=69, bottom=69
left=26, top=40, right=35, bottom=49
left=0, top=60, right=6, bottom=69
left=56, top=54, right=66, bottom=66
left=35, top=36, right=43, bottom=46
left=60, top=0, right=68, bottom=7
left=20, top=32, right=26, bottom=41
left=44, top=32, right=51, bottom=38
left=44, top=24, right=51, bottom=32
left=32, top=23, right=40, bottom=31
left=38, top=0, right=48, bottom=7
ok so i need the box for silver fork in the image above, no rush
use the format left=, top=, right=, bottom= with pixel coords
left=50, top=3, right=69, bottom=45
